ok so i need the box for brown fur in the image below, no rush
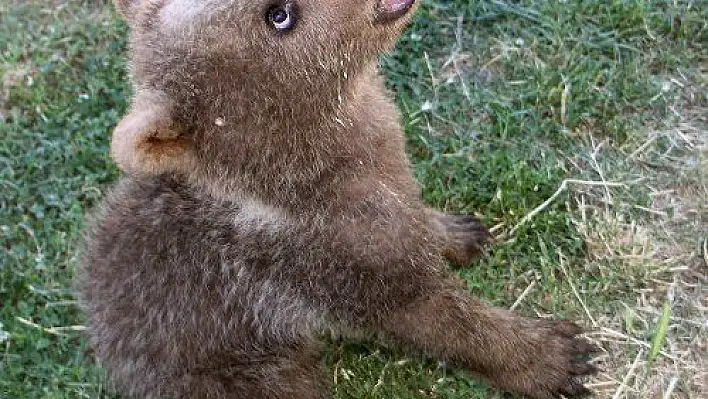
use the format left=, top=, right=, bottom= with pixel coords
left=77, top=1, right=597, bottom=398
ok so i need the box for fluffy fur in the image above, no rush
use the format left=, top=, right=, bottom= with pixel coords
left=77, top=0, right=597, bottom=398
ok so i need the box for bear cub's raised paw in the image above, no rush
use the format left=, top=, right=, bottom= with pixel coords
left=438, top=213, right=490, bottom=265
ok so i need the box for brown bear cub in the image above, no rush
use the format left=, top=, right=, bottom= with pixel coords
left=77, top=0, right=598, bottom=398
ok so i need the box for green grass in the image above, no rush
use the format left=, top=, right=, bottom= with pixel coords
left=1, top=0, right=705, bottom=398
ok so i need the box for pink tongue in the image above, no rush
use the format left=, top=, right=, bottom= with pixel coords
left=380, top=0, right=412, bottom=13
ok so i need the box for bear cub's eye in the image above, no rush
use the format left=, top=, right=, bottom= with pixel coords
left=267, top=3, right=296, bottom=32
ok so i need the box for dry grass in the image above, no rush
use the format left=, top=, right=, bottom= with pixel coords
left=566, top=73, right=707, bottom=398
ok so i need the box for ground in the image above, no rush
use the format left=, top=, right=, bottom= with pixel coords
left=0, top=0, right=705, bottom=398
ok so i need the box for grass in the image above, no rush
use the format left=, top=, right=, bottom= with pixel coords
left=1, top=0, right=705, bottom=398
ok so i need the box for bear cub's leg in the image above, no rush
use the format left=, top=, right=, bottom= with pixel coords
left=380, top=280, right=598, bottom=399
left=137, top=347, right=329, bottom=399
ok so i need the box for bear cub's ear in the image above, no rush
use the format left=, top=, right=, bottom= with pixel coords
left=110, top=89, right=195, bottom=176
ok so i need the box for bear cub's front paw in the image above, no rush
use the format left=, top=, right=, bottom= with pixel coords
left=438, top=213, right=489, bottom=265
left=491, top=320, right=600, bottom=399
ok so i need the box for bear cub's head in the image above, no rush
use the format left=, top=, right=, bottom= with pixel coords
left=111, top=0, right=417, bottom=181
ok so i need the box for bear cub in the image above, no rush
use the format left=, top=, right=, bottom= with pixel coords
left=77, top=0, right=598, bottom=398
